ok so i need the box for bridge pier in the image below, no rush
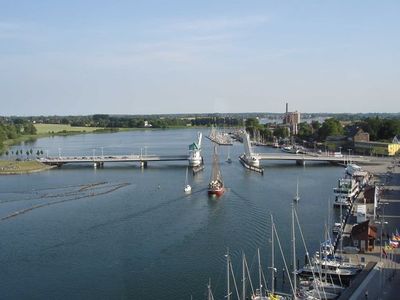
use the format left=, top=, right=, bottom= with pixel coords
left=296, top=159, right=305, bottom=166
left=140, top=161, right=148, bottom=168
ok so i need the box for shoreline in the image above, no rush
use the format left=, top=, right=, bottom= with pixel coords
left=0, top=160, right=55, bottom=175
left=1, top=124, right=213, bottom=154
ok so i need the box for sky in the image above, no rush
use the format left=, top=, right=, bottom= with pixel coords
left=0, top=0, right=399, bottom=115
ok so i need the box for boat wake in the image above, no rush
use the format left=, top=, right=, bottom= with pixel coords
left=0, top=182, right=131, bottom=222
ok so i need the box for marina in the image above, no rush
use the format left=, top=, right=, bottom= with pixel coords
left=0, top=128, right=399, bottom=299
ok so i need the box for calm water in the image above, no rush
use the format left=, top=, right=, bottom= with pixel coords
left=1, top=129, right=346, bottom=299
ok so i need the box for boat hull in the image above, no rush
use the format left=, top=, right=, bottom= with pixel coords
left=208, top=188, right=224, bottom=197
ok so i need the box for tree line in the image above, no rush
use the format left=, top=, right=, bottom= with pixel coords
left=0, top=120, right=37, bottom=153
left=245, top=116, right=400, bottom=144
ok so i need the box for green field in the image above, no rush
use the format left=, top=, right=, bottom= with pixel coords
left=34, top=123, right=102, bottom=134
left=0, top=160, right=51, bottom=174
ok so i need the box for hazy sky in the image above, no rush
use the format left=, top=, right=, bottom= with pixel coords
left=1, top=1, right=399, bottom=115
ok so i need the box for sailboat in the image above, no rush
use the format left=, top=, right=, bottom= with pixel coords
left=208, top=146, right=224, bottom=196
left=251, top=249, right=268, bottom=300
left=293, top=177, right=300, bottom=202
left=226, top=147, right=232, bottom=163
left=184, top=167, right=191, bottom=193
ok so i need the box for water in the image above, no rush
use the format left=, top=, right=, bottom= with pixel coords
left=0, top=129, right=345, bottom=299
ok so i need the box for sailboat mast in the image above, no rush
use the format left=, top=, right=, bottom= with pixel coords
left=258, top=248, right=262, bottom=296
left=271, top=214, right=275, bottom=295
left=242, top=252, right=246, bottom=300
left=227, top=248, right=231, bottom=300
left=208, top=278, right=213, bottom=300
left=292, top=204, right=297, bottom=299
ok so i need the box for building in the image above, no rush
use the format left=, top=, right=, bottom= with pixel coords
left=350, top=220, right=377, bottom=252
left=282, top=103, right=300, bottom=135
left=354, top=140, right=400, bottom=156
left=352, top=128, right=370, bottom=143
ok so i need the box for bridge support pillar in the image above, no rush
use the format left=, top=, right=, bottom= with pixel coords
left=93, top=162, right=101, bottom=168
left=140, top=161, right=148, bottom=168
left=296, top=159, right=305, bottom=166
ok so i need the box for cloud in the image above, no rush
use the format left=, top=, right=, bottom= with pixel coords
left=165, top=15, right=268, bottom=33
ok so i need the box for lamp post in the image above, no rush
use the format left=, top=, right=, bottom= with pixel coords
left=347, top=149, right=352, bottom=164
left=58, top=148, right=61, bottom=159
left=375, top=216, right=388, bottom=289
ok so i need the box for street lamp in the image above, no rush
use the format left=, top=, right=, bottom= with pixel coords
left=347, top=149, right=352, bottom=164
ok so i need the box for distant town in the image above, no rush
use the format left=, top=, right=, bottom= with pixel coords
left=1, top=104, right=400, bottom=158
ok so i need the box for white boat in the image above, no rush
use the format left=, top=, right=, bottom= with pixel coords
left=184, top=167, right=191, bottom=193
left=345, top=164, right=362, bottom=177
left=333, top=177, right=359, bottom=207
left=294, top=177, right=300, bottom=202
left=312, top=278, right=345, bottom=294
left=226, top=147, right=232, bottom=163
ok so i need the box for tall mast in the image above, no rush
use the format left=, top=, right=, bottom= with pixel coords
left=271, top=214, right=275, bottom=295
left=292, top=204, right=297, bottom=299
left=258, top=248, right=262, bottom=296
left=242, top=252, right=246, bottom=300
left=207, top=278, right=213, bottom=300
left=227, top=248, right=231, bottom=300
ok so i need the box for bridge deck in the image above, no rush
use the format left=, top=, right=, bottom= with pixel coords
left=39, top=154, right=190, bottom=165
left=253, top=153, right=383, bottom=164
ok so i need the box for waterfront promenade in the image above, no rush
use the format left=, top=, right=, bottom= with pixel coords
left=341, top=158, right=400, bottom=299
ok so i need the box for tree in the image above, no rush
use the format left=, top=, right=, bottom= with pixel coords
left=274, top=127, right=289, bottom=138
left=23, top=123, right=37, bottom=135
left=318, top=118, right=344, bottom=140
left=297, top=122, right=313, bottom=140
left=245, top=118, right=260, bottom=128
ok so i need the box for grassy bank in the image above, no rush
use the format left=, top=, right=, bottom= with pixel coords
left=0, top=160, right=53, bottom=175
left=34, top=123, right=103, bottom=134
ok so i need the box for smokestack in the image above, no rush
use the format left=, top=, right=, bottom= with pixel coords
left=286, top=102, right=288, bottom=114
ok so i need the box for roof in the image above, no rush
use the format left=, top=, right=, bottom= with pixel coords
left=351, top=220, right=377, bottom=239
left=188, top=142, right=199, bottom=150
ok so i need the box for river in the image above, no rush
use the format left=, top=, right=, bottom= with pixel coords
left=0, top=128, right=344, bottom=299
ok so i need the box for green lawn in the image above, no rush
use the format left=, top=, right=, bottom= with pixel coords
left=0, top=160, right=50, bottom=174
left=34, top=123, right=102, bottom=134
